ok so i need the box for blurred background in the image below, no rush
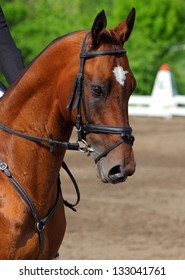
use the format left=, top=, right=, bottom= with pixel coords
left=1, top=0, right=185, bottom=96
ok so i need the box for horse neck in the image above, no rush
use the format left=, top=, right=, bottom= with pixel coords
left=0, top=32, right=85, bottom=196
left=0, top=31, right=86, bottom=140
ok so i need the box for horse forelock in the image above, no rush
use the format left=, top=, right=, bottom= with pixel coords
left=85, top=29, right=122, bottom=53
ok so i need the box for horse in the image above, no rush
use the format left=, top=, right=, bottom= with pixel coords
left=0, top=8, right=136, bottom=259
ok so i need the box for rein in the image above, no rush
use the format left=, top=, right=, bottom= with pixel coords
left=0, top=122, right=80, bottom=152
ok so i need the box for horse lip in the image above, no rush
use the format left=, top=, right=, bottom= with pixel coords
left=107, top=164, right=127, bottom=184
left=108, top=173, right=127, bottom=184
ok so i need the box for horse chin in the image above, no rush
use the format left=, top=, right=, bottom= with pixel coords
left=108, top=173, right=128, bottom=184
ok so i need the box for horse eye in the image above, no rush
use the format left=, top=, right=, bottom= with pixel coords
left=91, top=85, right=103, bottom=97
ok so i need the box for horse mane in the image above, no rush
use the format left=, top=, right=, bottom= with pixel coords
left=2, top=26, right=124, bottom=103
left=4, top=30, right=84, bottom=94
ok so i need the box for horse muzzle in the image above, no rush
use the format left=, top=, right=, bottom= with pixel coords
left=97, top=161, right=136, bottom=184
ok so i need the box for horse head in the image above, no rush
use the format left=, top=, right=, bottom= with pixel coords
left=68, top=8, right=136, bottom=184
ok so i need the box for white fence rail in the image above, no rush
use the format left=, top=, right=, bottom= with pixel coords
left=129, top=95, right=185, bottom=117
left=129, top=64, right=185, bottom=118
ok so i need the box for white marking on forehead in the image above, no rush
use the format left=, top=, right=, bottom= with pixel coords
left=113, top=66, right=128, bottom=86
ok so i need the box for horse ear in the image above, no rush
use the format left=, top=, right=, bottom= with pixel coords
left=115, top=7, right=136, bottom=44
left=91, top=10, right=107, bottom=47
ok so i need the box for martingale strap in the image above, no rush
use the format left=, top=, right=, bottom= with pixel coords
left=0, top=159, right=61, bottom=256
left=0, top=159, right=80, bottom=256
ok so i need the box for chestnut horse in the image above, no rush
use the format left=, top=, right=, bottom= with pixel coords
left=0, top=8, right=136, bottom=259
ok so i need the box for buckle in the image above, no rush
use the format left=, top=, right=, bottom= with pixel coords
left=0, top=161, right=8, bottom=171
left=121, top=134, right=135, bottom=144
left=77, top=139, right=89, bottom=153
left=35, top=221, right=45, bottom=233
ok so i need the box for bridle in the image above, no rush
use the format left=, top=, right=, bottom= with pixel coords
left=67, top=32, right=134, bottom=164
left=0, top=32, right=135, bottom=257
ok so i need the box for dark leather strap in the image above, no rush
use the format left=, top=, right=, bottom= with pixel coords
left=95, top=138, right=125, bottom=164
left=80, top=48, right=126, bottom=59
left=94, top=134, right=135, bottom=164
left=0, top=122, right=79, bottom=151
left=0, top=159, right=61, bottom=256
left=61, top=162, right=80, bottom=212
left=83, top=124, right=132, bottom=135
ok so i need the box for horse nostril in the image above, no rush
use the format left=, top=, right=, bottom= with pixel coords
left=109, top=165, right=122, bottom=176
left=108, top=165, right=127, bottom=184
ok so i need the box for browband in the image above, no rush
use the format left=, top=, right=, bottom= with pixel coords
left=80, top=48, right=126, bottom=59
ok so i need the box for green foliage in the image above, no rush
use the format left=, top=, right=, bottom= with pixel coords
left=111, top=0, right=185, bottom=95
left=1, top=0, right=185, bottom=95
